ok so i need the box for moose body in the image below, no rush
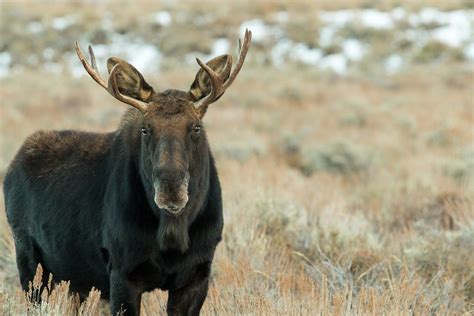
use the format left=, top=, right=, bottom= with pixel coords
left=4, top=30, right=251, bottom=315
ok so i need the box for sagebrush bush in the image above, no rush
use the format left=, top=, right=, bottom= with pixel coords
left=301, top=141, right=373, bottom=176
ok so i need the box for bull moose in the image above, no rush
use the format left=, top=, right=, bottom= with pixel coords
left=3, top=30, right=252, bottom=315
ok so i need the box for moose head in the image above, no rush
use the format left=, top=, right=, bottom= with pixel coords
left=75, top=30, right=252, bottom=218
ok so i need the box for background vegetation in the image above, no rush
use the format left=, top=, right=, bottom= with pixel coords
left=1, top=0, right=473, bottom=314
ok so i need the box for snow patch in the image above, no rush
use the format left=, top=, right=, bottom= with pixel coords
left=27, top=21, right=43, bottom=34
left=359, top=9, right=394, bottom=29
left=0, top=52, right=12, bottom=78
left=319, top=26, right=337, bottom=47
left=210, top=38, right=230, bottom=56
left=271, top=39, right=293, bottom=65
left=320, top=54, right=347, bottom=74
left=319, top=10, right=355, bottom=27
left=71, top=35, right=162, bottom=77
left=43, top=48, right=55, bottom=61
left=52, top=15, right=76, bottom=30
left=415, top=9, right=472, bottom=47
left=273, top=11, right=289, bottom=24
left=464, top=42, right=474, bottom=60
left=385, top=54, right=403, bottom=73
left=391, top=7, right=406, bottom=21
left=291, top=43, right=322, bottom=65
left=153, top=11, right=172, bottom=27
left=240, top=19, right=281, bottom=42
left=342, top=39, right=365, bottom=61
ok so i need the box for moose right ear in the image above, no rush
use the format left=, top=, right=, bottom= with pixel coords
left=107, top=57, right=155, bottom=102
left=189, top=55, right=232, bottom=101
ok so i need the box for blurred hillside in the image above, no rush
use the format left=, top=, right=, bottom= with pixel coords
left=1, top=1, right=473, bottom=315
left=1, top=0, right=473, bottom=78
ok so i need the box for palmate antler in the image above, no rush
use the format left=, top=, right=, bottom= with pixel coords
left=193, top=29, right=252, bottom=115
left=75, top=29, right=251, bottom=116
left=75, top=42, right=149, bottom=114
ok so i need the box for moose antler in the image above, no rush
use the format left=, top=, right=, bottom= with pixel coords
left=194, top=29, right=252, bottom=115
left=75, top=42, right=149, bottom=114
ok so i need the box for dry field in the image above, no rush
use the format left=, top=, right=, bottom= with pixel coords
left=1, top=1, right=473, bottom=315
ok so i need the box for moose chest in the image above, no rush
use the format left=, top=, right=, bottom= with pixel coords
left=127, top=250, right=199, bottom=292
left=104, top=215, right=205, bottom=292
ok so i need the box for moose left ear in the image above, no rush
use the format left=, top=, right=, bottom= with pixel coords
left=107, top=57, right=155, bottom=102
left=189, top=55, right=232, bottom=101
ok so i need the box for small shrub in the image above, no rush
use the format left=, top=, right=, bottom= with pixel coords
left=414, top=40, right=465, bottom=63
left=443, top=149, right=474, bottom=183
left=425, top=128, right=451, bottom=147
left=214, top=138, right=267, bottom=162
left=339, top=111, right=367, bottom=127
left=301, top=141, right=373, bottom=176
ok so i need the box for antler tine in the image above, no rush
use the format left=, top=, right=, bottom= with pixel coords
left=74, top=41, right=107, bottom=89
left=88, top=45, right=99, bottom=73
left=223, top=29, right=252, bottom=90
left=76, top=42, right=149, bottom=114
left=195, top=57, right=227, bottom=105
left=193, top=29, right=252, bottom=114
left=109, top=65, right=148, bottom=114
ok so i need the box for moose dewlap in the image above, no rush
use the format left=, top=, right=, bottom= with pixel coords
left=3, top=30, right=252, bottom=316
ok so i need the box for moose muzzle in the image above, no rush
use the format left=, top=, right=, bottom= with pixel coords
left=154, top=168, right=190, bottom=215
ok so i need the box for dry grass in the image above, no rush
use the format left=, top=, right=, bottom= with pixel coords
left=1, top=1, right=474, bottom=315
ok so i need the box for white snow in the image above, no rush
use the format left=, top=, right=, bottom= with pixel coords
left=27, top=21, right=43, bottom=34
left=319, top=54, right=347, bottom=74
left=412, top=9, right=472, bottom=47
left=71, top=35, right=162, bottom=77
left=385, top=54, right=403, bottom=73
left=359, top=9, right=394, bottom=29
left=52, top=15, right=76, bottom=30
left=271, top=39, right=293, bottom=65
left=291, top=43, right=322, bottom=65
left=42, top=48, right=55, bottom=61
left=3, top=7, right=474, bottom=78
left=319, top=26, right=337, bottom=47
left=320, top=9, right=394, bottom=29
left=239, top=19, right=281, bottom=42
left=129, top=45, right=161, bottom=70
left=391, top=7, right=406, bottom=21
left=430, top=11, right=471, bottom=47
left=342, top=39, right=365, bottom=61
left=271, top=40, right=349, bottom=73
left=153, top=11, right=172, bottom=27
left=210, top=38, right=230, bottom=56
left=0, top=52, right=12, bottom=78
left=319, top=10, right=355, bottom=27
left=464, top=42, right=474, bottom=60
left=273, top=11, right=289, bottom=24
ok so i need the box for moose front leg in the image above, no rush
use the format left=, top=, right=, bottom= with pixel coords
left=110, top=271, right=142, bottom=316
left=166, top=262, right=211, bottom=316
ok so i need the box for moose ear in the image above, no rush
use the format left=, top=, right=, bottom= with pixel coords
left=189, top=54, right=232, bottom=101
left=107, top=57, right=155, bottom=102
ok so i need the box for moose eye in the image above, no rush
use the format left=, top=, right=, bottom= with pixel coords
left=141, top=127, right=148, bottom=135
left=194, top=125, right=201, bottom=134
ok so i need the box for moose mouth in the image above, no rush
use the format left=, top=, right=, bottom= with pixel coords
left=156, top=201, right=188, bottom=216
left=153, top=183, right=189, bottom=216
